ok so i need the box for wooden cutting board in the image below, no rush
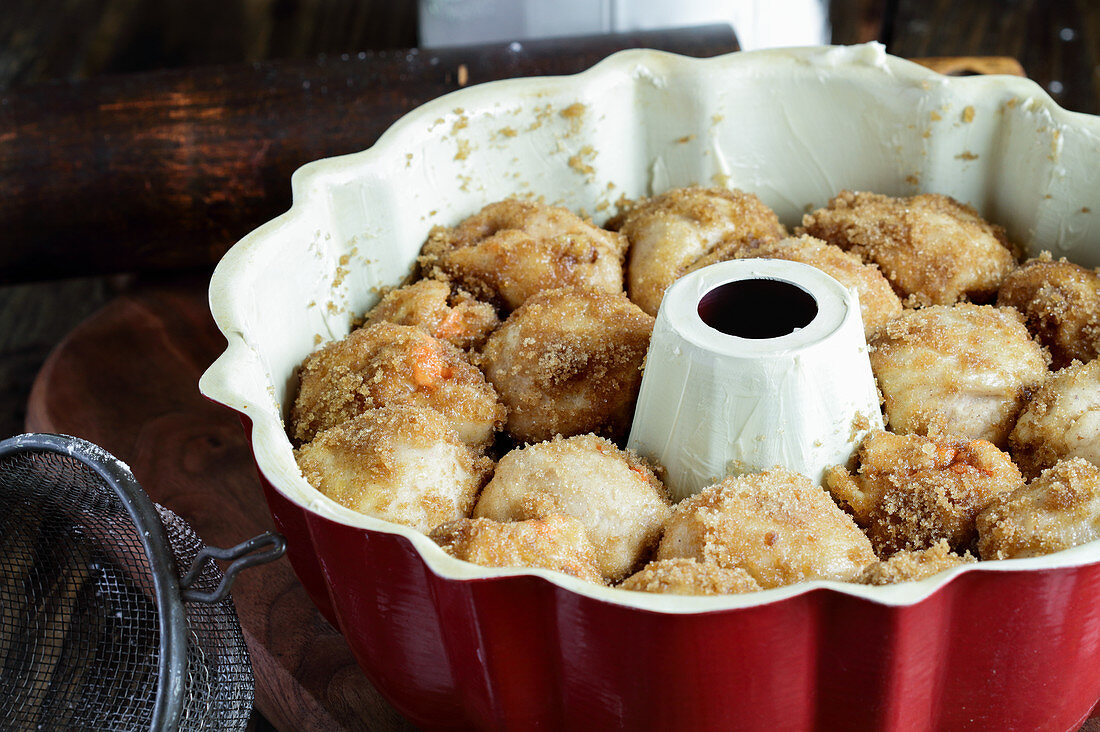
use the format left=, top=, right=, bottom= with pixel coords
left=25, top=279, right=414, bottom=731
left=26, top=279, right=1100, bottom=731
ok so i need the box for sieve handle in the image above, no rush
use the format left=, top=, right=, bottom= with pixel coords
left=180, top=531, right=286, bottom=604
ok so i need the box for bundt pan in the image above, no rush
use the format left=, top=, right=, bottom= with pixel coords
left=199, top=44, right=1100, bottom=730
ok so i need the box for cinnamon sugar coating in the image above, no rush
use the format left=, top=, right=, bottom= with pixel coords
left=431, top=515, right=604, bottom=584
left=612, top=186, right=786, bottom=315
left=826, top=431, right=1023, bottom=555
left=800, top=190, right=1018, bottom=306
left=997, top=253, right=1100, bottom=369
left=419, top=199, right=627, bottom=312
left=296, top=405, right=491, bottom=532
left=479, top=286, right=653, bottom=444
left=292, top=322, right=505, bottom=448
left=618, top=558, right=762, bottom=595
left=978, top=458, right=1100, bottom=560
left=657, top=468, right=876, bottom=589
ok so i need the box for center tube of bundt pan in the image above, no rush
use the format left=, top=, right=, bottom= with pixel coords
left=626, top=259, right=884, bottom=502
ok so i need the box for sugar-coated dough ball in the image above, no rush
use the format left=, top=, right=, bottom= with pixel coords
left=363, top=278, right=500, bottom=350
left=430, top=515, right=604, bottom=583
left=473, top=434, right=672, bottom=581
left=292, top=322, right=505, bottom=448
left=870, top=303, right=1048, bottom=447
left=479, top=287, right=653, bottom=444
left=618, top=558, right=762, bottom=595
left=1010, top=359, right=1100, bottom=477
left=977, top=458, right=1100, bottom=560
left=696, top=234, right=903, bottom=337
left=855, top=540, right=975, bottom=585
left=296, top=406, right=491, bottom=532
left=800, top=190, right=1018, bottom=306
left=826, top=431, right=1023, bottom=556
left=418, top=199, right=626, bottom=311
left=656, top=467, right=876, bottom=589
left=614, top=186, right=786, bottom=315
left=997, top=254, right=1100, bottom=369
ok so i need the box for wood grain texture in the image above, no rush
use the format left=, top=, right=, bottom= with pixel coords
left=24, top=281, right=415, bottom=731
left=0, top=26, right=736, bottom=285
left=828, top=0, right=887, bottom=45
left=887, top=0, right=1099, bottom=115
left=0, top=0, right=419, bottom=88
left=912, top=56, right=1026, bottom=77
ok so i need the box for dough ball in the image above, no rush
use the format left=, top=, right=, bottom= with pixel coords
left=870, top=303, right=1048, bottom=447
left=826, top=430, right=1024, bottom=555
left=1010, top=359, right=1100, bottom=477
left=614, top=186, right=786, bottom=315
left=800, top=190, right=1018, bottom=306
left=657, top=467, right=876, bottom=589
left=473, top=434, right=672, bottom=581
left=430, top=515, right=604, bottom=584
left=363, top=278, right=500, bottom=350
left=479, top=287, right=653, bottom=443
left=296, top=405, right=491, bottom=532
left=997, top=253, right=1100, bottom=369
left=855, top=540, right=975, bottom=585
left=978, top=457, right=1100, bottom=560
left=419, top=199, right=626, bottom=311
left=292, top=322, right=506, bottom=448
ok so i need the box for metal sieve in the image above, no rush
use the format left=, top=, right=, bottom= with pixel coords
left=0, top=433, right=285, bottom=731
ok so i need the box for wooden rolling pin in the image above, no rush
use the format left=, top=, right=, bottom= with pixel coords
left=0, top=26, right=737, bottom=285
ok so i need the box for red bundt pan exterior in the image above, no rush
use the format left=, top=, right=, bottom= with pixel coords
left=248, top=425, right=1100, bottom=730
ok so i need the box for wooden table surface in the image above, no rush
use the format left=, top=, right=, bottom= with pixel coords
left=2, top=1, right=1100, bottom=730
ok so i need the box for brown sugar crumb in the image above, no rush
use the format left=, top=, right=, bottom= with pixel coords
left=997, top=254, right=1100, bottom=369
left=619, top=558, right=761, bottom=595
left=962, top=106, right=975, bottom=123
left=826, top=430, right=1024, bottom=555
left=657, top=468, right=876, bottom=589
left=480, top=287, right=653, bottom=444
left=799, top=190, right=1017, bottom=306
left=857, top=540, right=975, bottom=585
left=559, top=102, right=586, bottom=132
left=291, top=322, right=505, bottom=448
left=977, top=458, right=1100, bottom=559
left=418, top=198, right=627, bottom=312
left=568, top=146, right=597, bottom=176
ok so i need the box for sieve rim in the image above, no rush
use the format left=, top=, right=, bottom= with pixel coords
left=0, top=432, right=188, bottom=732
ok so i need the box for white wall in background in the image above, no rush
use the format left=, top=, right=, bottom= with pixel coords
left=419, top=0, right=830, bottom=51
